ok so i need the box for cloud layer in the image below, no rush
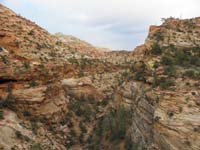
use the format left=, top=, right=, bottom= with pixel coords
left=1, top=0, right=200, bottom=50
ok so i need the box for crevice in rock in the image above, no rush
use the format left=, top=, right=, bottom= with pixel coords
left=0, top=78, right=18, bottom=84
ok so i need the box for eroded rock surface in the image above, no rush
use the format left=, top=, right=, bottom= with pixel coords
left=0, top=4, right=200, bottom=150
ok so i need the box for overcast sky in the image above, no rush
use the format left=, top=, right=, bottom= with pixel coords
left=1, top=0, right=200, bottom=50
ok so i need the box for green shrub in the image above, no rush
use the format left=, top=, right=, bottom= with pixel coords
left=29, top=143, right=42, bottom=150
left=153, top=32, right=164, bottom=41
left=15, top=131, right=30, bottom=142
left=69, top=100, right=92, bottom=121
left=125, top=135, right=139, bottom=150
left=49, top=51, right=56, bottom=57
left=190, top=56, right=200, bottom=66
left=94, top=105, right=131, bottom=142
left=153, top=77, right=175, bottom=89
left=160, top=79, right=175, bottom=89
left=184, top=69, right=200, bottom=79
left=161, top=55, right=174, bottom=65
left=132, top=62, right=147, bottom=82
left=15, top=131, right=23, bottom=139
left=28, top=30, right=34, bottom=35
left=1, top=55, right=7, bottom=64
left=23, top=111, right=32, bottom=117
left=69, top=100, right=82, bottom=116
left=174, top=49, right=190, bottom=66
left=0, top=95, right=17, bottom=111
left=88, top=95, right=95, bottom=104
left=172, top=48, right=200, bottom=67
left=78, top=71, right=84, bottom=77
left=163, top=66, right=177, bottom=76
left=184, top=70, right=195, bottom=77
left=194, top=81, right=200, bottom=87
left=109, top=109, right=127, bottom=141
left=23, top=62, right=30, bottom=69
left=157, top=46, right=200, bottom=68
left=79, top=121, right=87, bottom=133
left=122, top=71, right=129, bottom=78
left=30, top=118, right=38, bottom=135
left=134, top=71, right=146, bottom=82
left=94, top=119, right=104, bottom=137
left=0, top=110, right=4, bottom=120
left=150, top=43, right=162, bottom=55
left=153, top=61, right=160, bottom=69
left=98, top=98, right=109, bottom=106
left=29, top=80, right=37, bottom=87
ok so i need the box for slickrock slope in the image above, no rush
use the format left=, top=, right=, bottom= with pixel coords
left=0, top=4, right=200, bottom=150
left=54, top=33, right=108, bottom=58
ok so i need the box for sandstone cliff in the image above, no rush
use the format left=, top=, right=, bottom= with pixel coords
left=0, top=4, right=200, bottom=150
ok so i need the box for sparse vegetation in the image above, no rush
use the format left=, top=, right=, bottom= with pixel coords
left=28, top=30, right=34, bottom=35
left=153, top=76, right=175, bottom=89
left=91, top=105, right=132, bottom=144
left=153, top=31, right=164, bottom=41
left=98, top=98, right=109, bottom=106
left=150, top=43, right=162, bottom=55
left=163, top=66, right=177, bottom=76
left=131, top=61, right=147, bottom=82
left=23, top=62, right=30, bottom=69
left=161, top=55, right=173, bottom=65
left=125, top=135, right=139, bottom=150
left=0, top=110, right=4, bottom=120
left=0, top=94, right=17, bottom=111
left=1, top=5, right=200, bottom=150
left=68, top=100, right=93, bottom=122
left=68, top=100, right=82, bottom=116
left=15, top=131, right=30, bottom=142
left=29, top=142, right=42, bottom=150
left=30, top=118, right=38, bottom=135
left=184, top=69, right=200, bottom=79
left=160, top=46, right=200, bottom=67
left=49, top=51, right=56, bottom=57
left=121, top=70, right=129, bottom=78
left=29, top=80, right=37, bottom=87
left=148, top=43, right=200, bottom=82
left=1, top=55, right=7, bottom=64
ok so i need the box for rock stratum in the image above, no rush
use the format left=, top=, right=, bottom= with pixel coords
left=0, top=4, right=200, bottom=150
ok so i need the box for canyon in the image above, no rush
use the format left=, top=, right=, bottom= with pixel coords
left=0, top=4, right=200, bottom=150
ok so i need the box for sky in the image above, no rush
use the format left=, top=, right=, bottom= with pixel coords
left=1, top=0, right=200, bottom=50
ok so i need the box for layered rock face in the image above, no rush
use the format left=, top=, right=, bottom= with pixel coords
left=129, top=17, right=200, bottom=150
left=0, top=4, right=200, bottom=150
left=146, top=17, right=200, bottom=48
left=0, top=4, right=131, bottom=150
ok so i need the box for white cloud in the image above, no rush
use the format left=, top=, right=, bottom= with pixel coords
left=1, top=0, right=200, bottom=50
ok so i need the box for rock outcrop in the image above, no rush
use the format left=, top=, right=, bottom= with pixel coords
left=0, top=4, right=200, bottom=150
left=129, top=17, right=200, bottom=150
